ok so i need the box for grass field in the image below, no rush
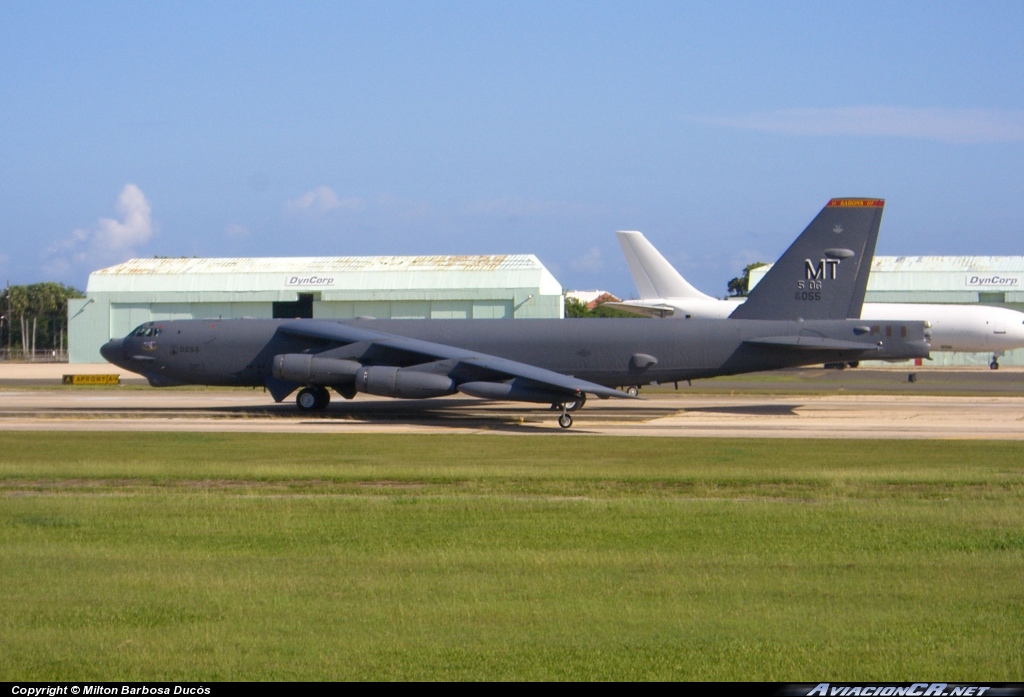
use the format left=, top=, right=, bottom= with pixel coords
left=1, top=432, right=1022, bottom=680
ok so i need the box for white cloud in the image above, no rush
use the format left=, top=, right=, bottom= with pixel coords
left=701, top=107, right=1024, bottom=144
left=287, top=186, right=364, bottom=216
left=570, top=246, right=603, bottom=273
left=45, top=184, right=156, bottom=274
left=93, top=183, right=153, bottom=250
left=225, top=223, right=250, bottom=238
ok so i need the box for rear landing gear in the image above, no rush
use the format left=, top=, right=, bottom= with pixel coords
left=990, top=360, right=1000, bottom=370
left=296, top=386, right=330, bottom=411
left=553, top=396, right=584, bottom=429
left=626, top=386, right=639, bottom=396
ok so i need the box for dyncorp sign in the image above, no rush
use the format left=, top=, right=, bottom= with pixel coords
left=285, top=275, right=335, bottom=287
left=965, top=275, right=1019, bottom=288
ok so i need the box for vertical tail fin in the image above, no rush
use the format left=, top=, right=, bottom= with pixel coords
left=728, top=198, right=884, bottom=320
left=616, top=230, right=717, bottom=301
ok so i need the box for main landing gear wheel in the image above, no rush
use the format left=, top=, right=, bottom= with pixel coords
left=558, top=413, right=573, bottom=429
left=565, top=395, right=586, bottom=412
left=990, top=360, right=1000, bottom=370
left=551, top=396, right=586, bottom=412
left=296, top=386, right=330, bottom=411
left=626, top=386, right=639, bottom=397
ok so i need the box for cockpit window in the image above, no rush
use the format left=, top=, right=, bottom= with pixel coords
left=129, top=324, right=161, bottom=337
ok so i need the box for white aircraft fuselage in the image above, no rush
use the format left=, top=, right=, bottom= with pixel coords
left=611, top=229, right=1024, bottom=366
left=618, top=297, right=1024, bottom=354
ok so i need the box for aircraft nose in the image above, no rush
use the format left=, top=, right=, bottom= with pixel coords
left=100, top=338, right=123, bottom=364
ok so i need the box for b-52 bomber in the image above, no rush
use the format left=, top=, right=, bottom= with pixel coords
left=101, top=198, right=931, bottom=428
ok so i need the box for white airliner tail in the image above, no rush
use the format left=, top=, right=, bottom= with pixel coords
left=616, top=231, right=717, bottom=301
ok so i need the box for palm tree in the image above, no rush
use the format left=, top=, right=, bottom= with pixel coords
left=5, top=283, right=83, bottom=358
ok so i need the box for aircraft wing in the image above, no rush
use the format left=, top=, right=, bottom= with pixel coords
left=277, top=320, right=632, bottom=400
left=744, top=335, right=881, bottom=351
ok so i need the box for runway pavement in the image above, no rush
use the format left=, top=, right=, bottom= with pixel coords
left=1, top=375, right=1022, bottom=438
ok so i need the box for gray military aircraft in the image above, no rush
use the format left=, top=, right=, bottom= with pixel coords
left=100, top=198, right=931, bottom=428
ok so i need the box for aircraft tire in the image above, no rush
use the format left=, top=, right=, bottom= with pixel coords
left=990, top=360, right=1000, bottom=370
left=565, top=396, right=586, bottom=412
left=558, top=413, right=573, bottom=429
left=296, top=387, right=324, bottom=412
left=626, top=386, right=639, bottom=397
left=313, top=386, right=331, bottom=409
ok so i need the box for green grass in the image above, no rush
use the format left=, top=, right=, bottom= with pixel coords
left=1, top=433, right=1022, bottom=680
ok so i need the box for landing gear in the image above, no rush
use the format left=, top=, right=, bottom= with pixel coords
left=551, top=395, right=585, bottom=428
left=626, top=386, right=639, bottom=397
left=565, top=395, right=586, bottom=412
left=296, top=386, right=330, bottom=411
left=990, top=360, right=1000, bottom=370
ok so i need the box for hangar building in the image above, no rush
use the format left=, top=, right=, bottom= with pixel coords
left=69, top=255, right=563, bottom=363
left=750, top=256, right=1024, bottom=366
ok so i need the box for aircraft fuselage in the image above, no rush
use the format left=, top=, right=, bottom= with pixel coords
left=102, top=317, right=930, bottom=390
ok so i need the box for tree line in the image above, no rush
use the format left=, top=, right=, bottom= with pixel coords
left=564, top=297, right=642, bottom=318
left=2, top=282, right=84, bottom=357
left=727, top=262, right=768, bottom=297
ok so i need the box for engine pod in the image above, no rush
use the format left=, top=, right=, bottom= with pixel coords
left=273, top=354, right=361, bottom=384
left=357, top=366, right=455, bottom=398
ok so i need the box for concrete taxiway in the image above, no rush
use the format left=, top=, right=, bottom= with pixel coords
left=0, top=366, right=1022, bottom=438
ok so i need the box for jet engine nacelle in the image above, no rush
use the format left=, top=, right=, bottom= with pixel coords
left=357, top=366, right=455, bottom=399
left=457, top=380, right=577, bottom=404
left=273, top=354, right=361, bottom=385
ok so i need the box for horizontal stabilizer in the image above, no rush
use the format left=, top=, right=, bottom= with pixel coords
left=603, top=301, right=676, bottom=318
left=744, top=336, right=881, bottom=352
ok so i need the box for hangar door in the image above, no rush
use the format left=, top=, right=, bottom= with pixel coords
left=273, top=294, right=314, bottom=319
left=110, top=303, right=152, bottom=339
left=472, top=301, right=512, bottom=319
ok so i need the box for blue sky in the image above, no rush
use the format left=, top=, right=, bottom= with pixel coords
left=2, top=1, right=1022, bottom=298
